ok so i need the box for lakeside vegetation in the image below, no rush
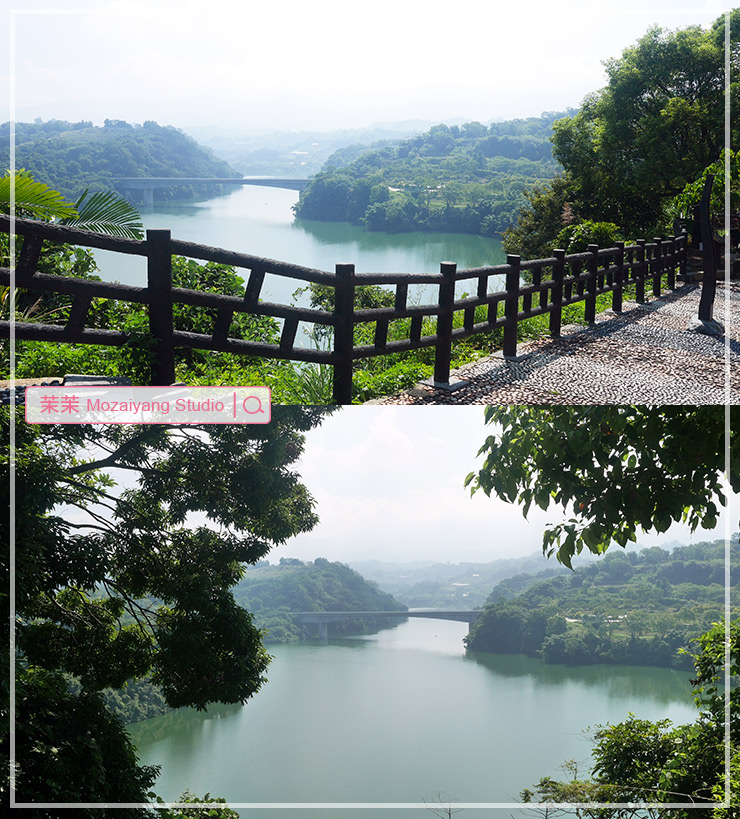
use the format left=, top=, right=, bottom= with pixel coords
left=100, top=557, right=407, bottom=724
left=467, top=537, right=737, bottom=669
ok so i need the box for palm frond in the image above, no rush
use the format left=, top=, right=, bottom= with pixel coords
left=0, top=172, right=78, bottom=220
left=63, top=189, right=144, bottom=239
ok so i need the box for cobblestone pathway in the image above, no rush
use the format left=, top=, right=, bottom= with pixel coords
left=371, top=281, right=740, bottom=405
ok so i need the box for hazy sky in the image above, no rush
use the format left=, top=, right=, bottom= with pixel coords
left=3, top=1, right=728, bottom=133
left=271, top=406, right=737, bottom=566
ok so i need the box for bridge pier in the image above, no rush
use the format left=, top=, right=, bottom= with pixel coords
left=318, top=621, right=328, bottom=642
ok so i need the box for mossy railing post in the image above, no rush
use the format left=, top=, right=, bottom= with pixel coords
left=549, top=249, right=565, bottom=337
left=332, top=263, right=355, bottom=404
left=503, top=255, right=520, bottom=358
left=146, top=229, right=175, bottom=385
left=612, top=241, right=625, bottom=313
left=433, top=261, right=457, bottom=386
left=585, top=244, right=598, bottom=323
left=635, top=239, right=646, bottom=303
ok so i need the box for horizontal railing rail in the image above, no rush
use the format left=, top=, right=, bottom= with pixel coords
left=0, top=214, right=688, bottom=404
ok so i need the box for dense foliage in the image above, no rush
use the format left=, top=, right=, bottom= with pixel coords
left=0, top=119, right=238, bottom=203
left=522, top=619, right=738, bottom=816
left=504, top=11, right=738, bottom=257
left=231, top=557, right=407, bottom=643
left=3, top=408, right=330, bottom=806
left=466, top=538, right=737, bottom=669
left=467, top=406, right=738, bottom=568
left=293, top=114, right=565, bottom=237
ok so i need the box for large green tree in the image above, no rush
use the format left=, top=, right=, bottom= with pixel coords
left=466, top=406, right=738, bottom=568
left=2, top=407, right=331, bottom=809
left=551, top=12, right=738, bottom=233
left=504, top=11, right=739, bottom=258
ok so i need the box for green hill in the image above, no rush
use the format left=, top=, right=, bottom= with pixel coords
left=466, top=537, right=738, bottom=670
left=293, top=113, right=567, bottom=237
left=1, top=118, right=238, bottom=202
left=231, top=557, right=407, bottom=643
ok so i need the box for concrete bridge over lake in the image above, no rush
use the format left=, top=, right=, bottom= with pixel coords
left=292, top=610, right=481, bottom=641
left=113, top=176, right=310, bottom=205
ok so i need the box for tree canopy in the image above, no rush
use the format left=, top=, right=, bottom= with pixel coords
left=552, top=12, right=737, bottom=232
left=466, top=406, right=737, bottom=568
left=504, top=11, right=738, bottom=257
left=3, top=407, right=331, bottom=807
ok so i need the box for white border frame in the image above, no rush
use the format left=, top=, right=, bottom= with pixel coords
left=6, top=5, right=734, bottom=812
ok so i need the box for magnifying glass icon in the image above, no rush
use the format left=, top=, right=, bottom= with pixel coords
left=243, top=395, right=265, bottom=414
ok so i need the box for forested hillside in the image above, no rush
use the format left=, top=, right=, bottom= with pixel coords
left=466, top=538, right=737, bottom=670
left=0, top=118, right=238, bottom=202
left=231, top=558, right=407, bottom=642
left=293, top=113, right=566, bottom=237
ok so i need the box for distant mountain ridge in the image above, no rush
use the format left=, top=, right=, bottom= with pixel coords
left=348, top=553, right=576, bottom=609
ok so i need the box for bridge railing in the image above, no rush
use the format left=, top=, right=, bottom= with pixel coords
left=1, top=215, right=688, bottom=403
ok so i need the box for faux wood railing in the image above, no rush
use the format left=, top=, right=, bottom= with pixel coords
left=0, top=214, right=688, bottom=404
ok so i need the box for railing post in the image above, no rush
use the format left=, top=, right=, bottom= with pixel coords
left=549, top=249, right=565, bottom=337
left=653, top=237, right=663, bottom=296
left=433, top=261, right=457, bottom=385
left=146, top=229, right=175, bottom=385
left=585, top=244, right=598, bottom=324
left=679, top=227, right=688, bottom=279
left=665, top=235, right=676, bottom=290
left=503, top=255, right=520, bottom=358
left=612, top=242, right=625, bottom=313
left=635, top=239, right=646, bottom=303
left=692, top=173, right=724, bottom=334
left=332, top=263, right=355, bottom=405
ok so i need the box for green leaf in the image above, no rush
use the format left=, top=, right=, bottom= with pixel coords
left=63, top=189, right=144, bottom=239
left=0, top=171, right=77, bottom=220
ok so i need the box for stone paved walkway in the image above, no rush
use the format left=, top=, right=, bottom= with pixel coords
left=371, top=281, right=740, bottom=405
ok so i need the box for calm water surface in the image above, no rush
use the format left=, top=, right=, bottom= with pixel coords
left=128, top=618, right=697, bottom=818
left=94, top=186, right=506, bottom=306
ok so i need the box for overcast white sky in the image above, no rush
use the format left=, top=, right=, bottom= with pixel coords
left=271, top=406, right=737, bottom=566
left=2, top=1, right=729, bottom=133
